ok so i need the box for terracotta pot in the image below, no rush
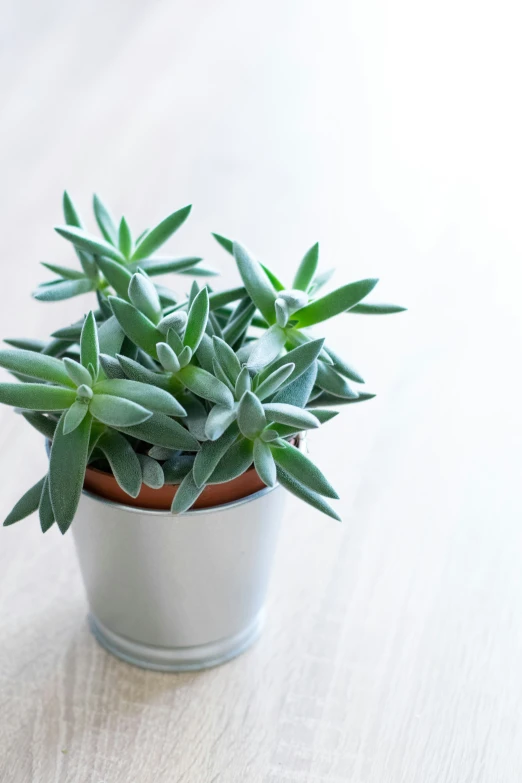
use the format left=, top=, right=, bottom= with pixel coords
left=83, top=462, right=266, bottom=511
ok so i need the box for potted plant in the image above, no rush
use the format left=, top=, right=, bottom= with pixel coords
left=0, top=194, right=405, bottom=671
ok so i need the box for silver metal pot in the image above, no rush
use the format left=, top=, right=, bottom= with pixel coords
left=72, top=485, right=286, bottom=671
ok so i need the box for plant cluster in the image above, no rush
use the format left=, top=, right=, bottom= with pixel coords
left=0, top=194, right=404, bottom=534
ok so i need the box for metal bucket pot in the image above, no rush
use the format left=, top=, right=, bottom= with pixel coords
left=72, top=485, right=285, bottom=671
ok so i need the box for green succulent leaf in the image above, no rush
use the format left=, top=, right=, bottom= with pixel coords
left=255, top=362, right=296, bottom=401
left=40, top=263, right=86, bottom=280
left=272, top=441, right=338, bottom=498
left=308, top=268, right=335, bottom=295
left=94, top=378, right=186, bottom=416
left=234, top=366, right=251, bottom=399
left=129, top=273, right=162, bottom=324
left=63, top=400, right=89, bottom=434
left=116, top=354, right=170, bottom=390
left=263, top=403, right=320, bottom=431
left=63, top=358, right=92, bottom=387
left=212, top=358, right=235, bottom=392
left=158, top=311, right=187, bottom=335
left=204, top=402, right=238, bottom=441
left=348, top=302, right=407, bottom=315
left=246, top=324, right=286, bottom=371
left=4, top=338, right=47, bottom=352
left=171, top=470, right=204, bottom=514
left=253, top=439, right=276, bottom=487
left=276, top=466, right=341, bottom=521
left=208, top=438, right=254, bottom=484
left=232, top=242, right=277, bottom=324
left=237, top=391, right=266, bottom=439
left=33, top=278, right=94, bottom=301
left=89, top=394, right=152, bottom=427
left=80, top=312, right=99, bottom=378
left=137, top=256, right=203, bottom=276
left=131, top=205, right=192, bottom=261
left=212, top=232, right=234, bottom=254
left=212, top=336, right=241, bottom=385
left=3, top=476, right=46, bottom=527
left=308, top=391, right=376, bottom=407
left=116, top=412, right=200, bottom=451
left=293, top=279, right=379, bottom=327
left=258, top=338, right=324, bottom=387
left=163, top=454, right=196, bottom=483
left=97, top=316, right=125, bottom=357
left=193, top=424, right=239, bottom=486
left=157, top=342, right=181, bottom=373
left=63, top=191, right=83, bottom=228
left=137, top=453, right=164, bottom=489
left=177, top=365, right=234, bottom=408
left=316, top=362, right=359, bottom=399
left=0, top=349, right=74, bottom=387
left=323, top=347, right=364, bottom=384
left=222, top=300, right=256, bottom=345
left=208, top=286, right=246, bottom=310
left=95, top=257, right=133, bottom=299
left=0, top=383, right=75, bottom=410
left=118, top=217, right=133, bottom=258
left=39, top=477, right=55, bottom=533
left=293, top=242, right=319, bottom=291
left=97, top=431, right=142, bottom=498
left=54, top=226, right=125, bottom=262
left=93, top=194, right=119, bottom=245
left=260, top=263, right=285, bottom=292
left=109, top=297, right=162, bottom=358
left=184, top=287, right=209, bottom=352
left=272, top=361, right=317, bottom=407
left=49, top=412, right=92, bottom=534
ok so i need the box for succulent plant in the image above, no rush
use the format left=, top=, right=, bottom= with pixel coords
left=0, top=194, right=405, bottom=535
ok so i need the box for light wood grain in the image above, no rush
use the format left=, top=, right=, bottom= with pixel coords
left=1, top=0, right=521, bottom=781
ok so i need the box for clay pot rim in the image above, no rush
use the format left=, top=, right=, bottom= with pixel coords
left=82, top=480, right=278, bottom=517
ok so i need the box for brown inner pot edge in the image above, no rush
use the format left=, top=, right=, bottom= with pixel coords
left=83, top=436, right=298, bottom=511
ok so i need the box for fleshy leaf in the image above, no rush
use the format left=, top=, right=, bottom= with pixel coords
left=183, top=287, right=209, bottom=352
left=348, top=302, right=407, bottom=315
left=276, top=466, right=341, bottom=521
left=0, top=349, right=73, bottom=387
left=253, top=439, right=276, bottom=487
left=263, top=403, right=320, bottom=430
left=39, top=477, right=55, bottom=533
left=80, top=312, right=99, bottom=379
left=97, top=431, right=142, bottom=497
left=119, top=216, right=133, bottom=259
left=255, top=363, right=295, bottom=401
left=129, top=273, right=162, bottom=324
left=232, top=242, right=277, bottom=324
left=293, top=242, right=319, bottom=291
left=0, top=383, right=75, bottom=410
left=316, top=362, right=359, bottom=399
left=63, top=358, right=92, bottom=387
left=171, top=470, right=204, bottom=514
left=193, top=424, right=239, bottom=486
left=177, top=365, right=234, bottom=408
left=95, top=257, right=133, bottom=299
left=237, top=391, right=266, bottom=439
left=3, top=476, right=46, bottom=527
left=137, top=454, right=164, bottom=489
left=246, top=324, right=286, bottom=371
left=131, top=205, right=192, bottom=261
left=116, top=412, right=200, bottom=451
left=208, top=438, right=253, bottom=484
left=94, top=378, right=186, bottom=416
left=33, top=279, right=94, bottom=301
left=93, top=194, right=119, bottom=245
left=293, top=279, right=379, bottom=327
left=109, top=297, right=162, bottom=358
left=49, top=412, right=92, bottom=533
left=63, top=400, right=89, bottom=434
left=89, top=394, right=152, bottom=427
left=54, top=226, right=125, bottom=262
left=271, top=441, right=338, bottom=498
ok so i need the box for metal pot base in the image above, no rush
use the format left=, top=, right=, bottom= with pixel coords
left=88, top=610, right=265, bottom=672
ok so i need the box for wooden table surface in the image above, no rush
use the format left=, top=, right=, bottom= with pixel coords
left=1, top=1, right=521, bottom=780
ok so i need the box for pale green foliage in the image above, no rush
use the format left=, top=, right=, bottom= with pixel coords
left=0, top=193, right=405, bottom=533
